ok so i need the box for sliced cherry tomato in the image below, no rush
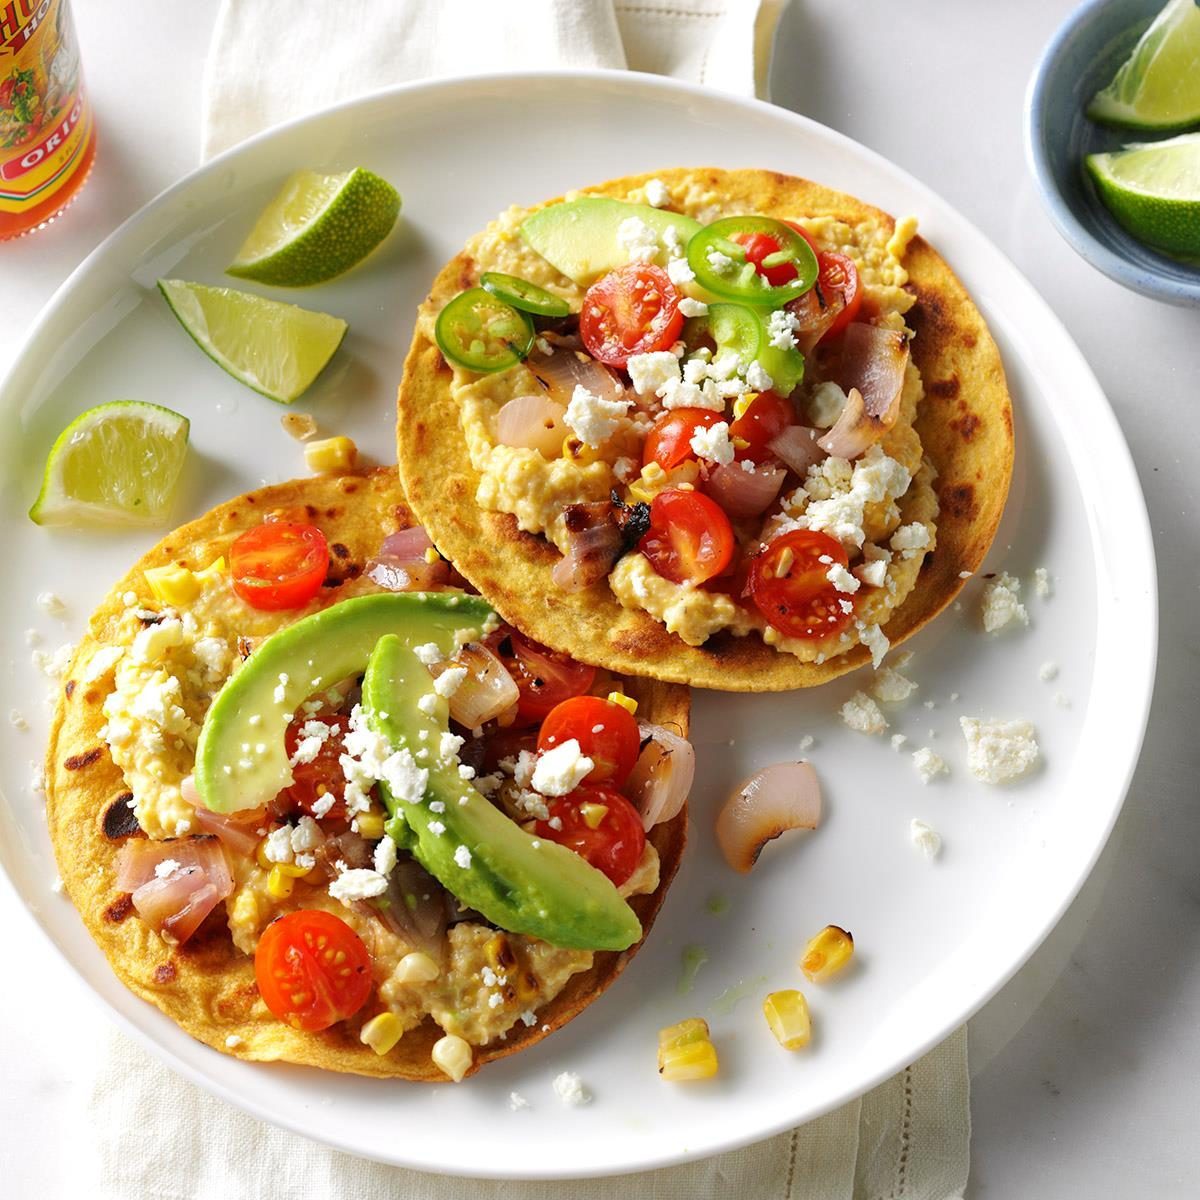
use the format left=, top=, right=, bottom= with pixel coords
left=732, top=230, right=799, bottom=288
left=748, top=530, right=856, bottom=640
left=728, top=390, right=795, bottom=464
left=537, top=695, right=641, bottom=787
left=534, top=784, right=646, bottom=886
left=579, top=263, right=684, bottom=368
left=784, top=220, right=822, bottom=256
left=231, top=521, right=328, bottom=611
left=815, top=251, right=862, bottom=338
left=254, top=910, right=373, bottom=1032
left=642, top=408, right=724, bottom=470
left=500, top=631, right=596, bottom=724
left=640, top=489, right=735, bottom=586
left=282, top=713, right=352, bottom=820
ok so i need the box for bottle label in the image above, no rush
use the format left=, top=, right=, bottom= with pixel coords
left=0, top=0, right=92, bottom=214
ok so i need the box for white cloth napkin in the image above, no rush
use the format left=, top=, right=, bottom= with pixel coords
left=100, top=3, right=975, bottom=1195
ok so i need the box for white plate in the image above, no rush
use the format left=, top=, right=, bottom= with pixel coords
left=0, top=72, right=1156, bottom=1179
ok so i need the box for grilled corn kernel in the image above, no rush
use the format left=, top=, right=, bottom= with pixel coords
left=607, top=690, right=638, bottom=715
left=733, top=392, right=759, bottom=420
left=422, top=547, right=441, bottom=565
left=304, top=435, right=358, bottom=474
left=431, top=1034, right=473, bottom=1082
left=485, top=933, right=517, bottom=975
left=144, top=564, right=201, bottom=606
left=800, top=925, right=854, bottom=983
left=629, top=459, right=700, bottom=504
left=763, top=989, right=812, bottom=1050
left=393, top=951, right=440, bottom=984
left=562, top=435, right=603, bottom=464
left=360, top=1012, right=404, bottom=1056
left=354, top=810, right=386, bottom=840
left=266, top=865, right=296, bottom=900
left=658, top=1019, right=718, bottom=1081
left=580, top=802, right=609, bottom=830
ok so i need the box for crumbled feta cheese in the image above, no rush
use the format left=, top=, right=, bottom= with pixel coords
left=617, top=216, right=660, bottom=263
left=1055, top=692, right=1071, bottom=709
left=439, top=731, right=465, bottom=764
left=857, top=559, right=888, bottom=589
left=666, top=256, right=695, bottom=286
left=643, top=178, right=670, bottom=207
left=826, top=563, right=860, bottom=594
left=980, top=572, right=1029, bottom=633
left=427, top=820, right=446, bottom=835
left=909, top=819, right=942, bottom=858
left=658, top=374, right=724, bottom=412
left=273, top=673, right=289, bottom=704
left=531, top=739, right=594, bottom=797
left=432, top=667, right=467, bottom=699
left=508, top=1090, right=531, bottom=1111
left=511, top=750, right=538, bottom=788
left=458, top=764, right=476, bottom=781
left=37, top=591, right=66, bottom=618
left=9, top=709, right=28, bottom=731
left=552, top=1071, right=591, bottom=1107
left=225, top=1034, right=244, bottom=1049
left=130, top=619, right=183, bottom=664
left=417, top=693, right=438, bottom=716
left=340, top=703, right=429, bottom=812
left=288, top=718, right=333, bottom=766
left=192, top=637, right=229, bottom=684
left=153, top=858, right=182, bottom=879
left=373, top=835, right=398, bottom=877
left=745, top=360, right=773, bottom=392
left=911, top=747, right=949, bottom=783
left=678, top=297, right=708, bottom=318
left=564, top=384, right=630, bottom=447
left=626, top=351, right=681, bottom=399
left=24, top=628, right=41, bottom=647
left=858, top=622, right=890, bottom=668
left=454, top=845, right=472, bottom=869
left=872, top=668, right=917, bottom=704
left=688, top=420, right=735, bottom=466
left=959, top=717, right=1040, bottom=784
left=890, top=733, right=909, bottom=752
left=840, top=691, right=888, bottom=735
left=890, top=523, right=931, bottom=558
left=263, top=825, right=295, bottom=864
left=1033, top=567, right=1052, bottom=598
left=706, top=248, right=734, bottom=273
left=767, top=308, right=799, bottom=351
left=1038, top=661, right=1059, bottom=682
left=413, top=642, right=443, bottom=666
left=291, top=815, right=323, bottom=854
left=329, top=866, right=389, bottom=903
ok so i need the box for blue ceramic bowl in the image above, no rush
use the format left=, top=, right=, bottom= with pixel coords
left=1025, top=0, right=1200, bottom=306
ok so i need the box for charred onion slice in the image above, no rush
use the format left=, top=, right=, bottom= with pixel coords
left=495, top=394, right=568, bottom=458
left=715, top=761, right=822, bottom=872
left=626, top=722, right=696, bottom=831
left=817, top=323, right=909, bottom=459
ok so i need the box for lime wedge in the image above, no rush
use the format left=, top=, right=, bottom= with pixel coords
left=1088, top=0, right=1200, bottom=131
left=1086, top=132, right=1200, bottom=256
left=29, top=401, right=189, bottom=527
left=158, top=279, right=347, bottom=404
left=226, top=168, right=401, bottom=287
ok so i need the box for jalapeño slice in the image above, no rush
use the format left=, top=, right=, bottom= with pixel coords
left=682, top=301, right=764, bottom=362
left=480, top=272, right=571, bottom=319
left=435, top=287, right=535, bottom=373
left=686, top=216, right=819, bottom=306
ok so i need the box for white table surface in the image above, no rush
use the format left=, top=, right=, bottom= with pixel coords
left=1, top=2, right=1197, bottom=1195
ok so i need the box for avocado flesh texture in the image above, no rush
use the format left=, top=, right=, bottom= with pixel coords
left=194, top=592, right=494, bottom=814
left=519, top=197, right=702, bottom=287
left=362, top=634, right=643, bottom=953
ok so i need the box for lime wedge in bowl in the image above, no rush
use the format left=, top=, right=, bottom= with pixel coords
left=1087, top=0, right=1200, bottom=131
left=29, top=401, right=190, bottom=527
left=226, top=168, right=401, bottom=287
left=1086, top=132, right=1200, bottom=256
left=158, top=279, right=347, bottom=403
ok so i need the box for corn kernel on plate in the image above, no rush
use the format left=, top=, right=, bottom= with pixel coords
left=0, top=73, right=1155, bottom=1178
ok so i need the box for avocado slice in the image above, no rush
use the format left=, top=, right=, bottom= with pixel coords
left=361, top=633, right=642, bottom=952
left=194, top=592, right=494, bottom=814
left=520, top=197, right=702, bottom=287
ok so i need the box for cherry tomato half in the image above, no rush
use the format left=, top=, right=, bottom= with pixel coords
left=732, top=230, right=799, bottom=288
left=537, top=695, right=642, bottom=787
left=642, top=408, right=724, bottom=470
left=282, top=713, right=352, bottom=820
left=815, top=251, right=862, bottom=338
left=748, top=529, right=856, bottom=640
left=728, top=391, right=795, bottom=464
left=640, top=489, right=735, bottom=586
left=579, top=263, right=684, bottom=368
left=501, top=631, right=596, bottom=724
left=230, top=521, right=328, bottom=611
left=254, top=910, right=373, bottom=1032
left=534, top=784, right=646, bottom=886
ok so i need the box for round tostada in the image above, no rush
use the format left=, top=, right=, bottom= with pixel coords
left=46, top=467, right=690, bottom=1081
left=396, top=167, right=1013, bottom=691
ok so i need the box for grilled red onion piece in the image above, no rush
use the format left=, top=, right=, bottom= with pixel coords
left=626, top=722, right=695, bottom=831
left=358, top=859, right=448, bottom=959
left=787, top=286, right=844, bottom=356
left=432, top=643, right=520, bottom=727
left=817, top=323, right=909, bottom=459
left=552, top=501, right=624, bottom=592
left=179, top=775, right=263, bottom=857
left=529, top=344, right=626, bottom=407
left=715, top=761, right=822, bottom=873
left=367, top=525, right=450, bottom=591
left=704, top=461, right=787, bottom=518
left=768, top=426, right=827, bottom=476
left=495, top=394, right=568, bottom=458
left=115, top=836, right=233, bottom=943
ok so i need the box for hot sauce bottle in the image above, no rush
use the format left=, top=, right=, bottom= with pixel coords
left=0, top=0, right=95, bottom=241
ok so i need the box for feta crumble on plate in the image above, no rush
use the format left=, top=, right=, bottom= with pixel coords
left=959, top=717, right=1040, bottom=784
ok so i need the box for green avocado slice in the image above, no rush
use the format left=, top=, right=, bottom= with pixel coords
left=194, top=592, right=494, bottom=814
left=519, top=197, right=702, bottom=287
left=361, top=633, right=643, bottom=952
